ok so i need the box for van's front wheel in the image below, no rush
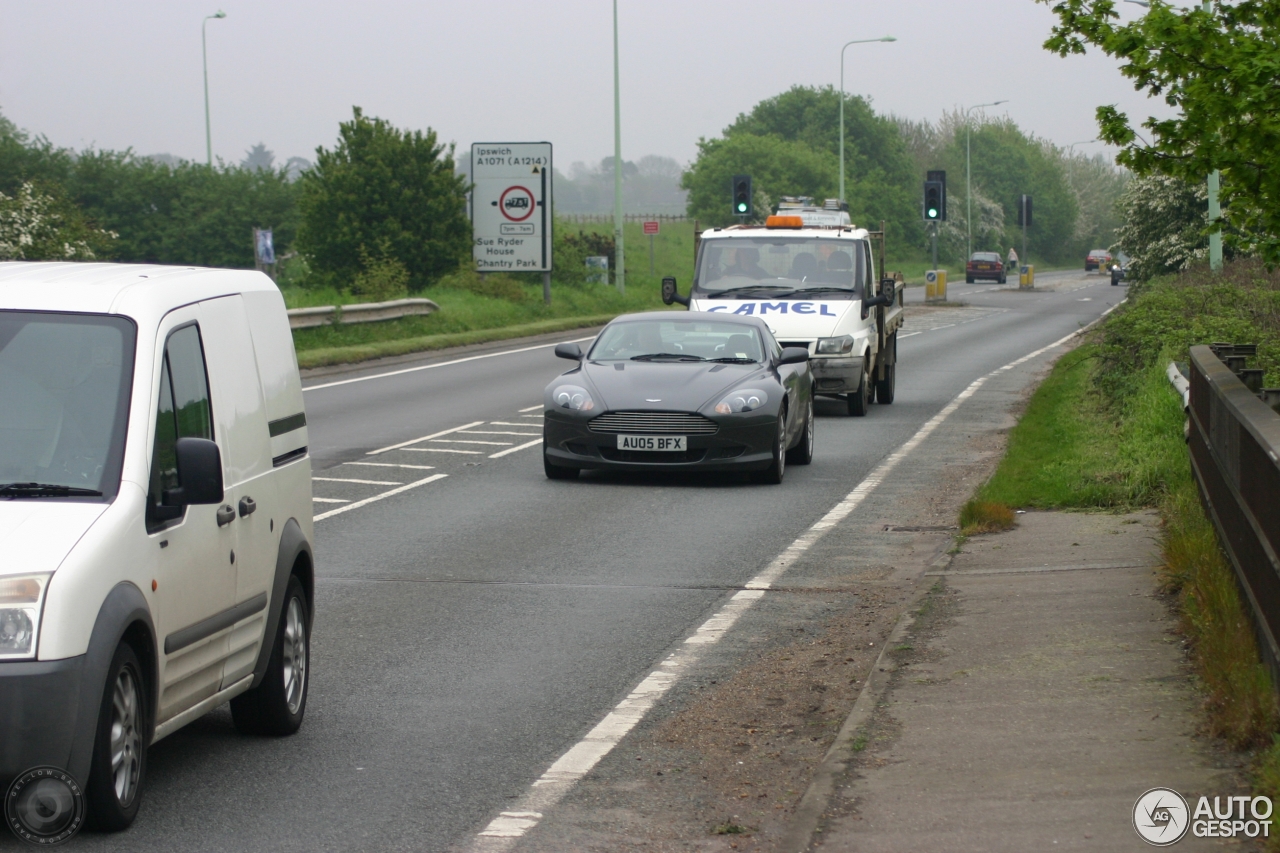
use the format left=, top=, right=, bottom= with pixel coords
left=85, top=642, right=148, bottom=831
left=232, top=576, right=310, bottom=736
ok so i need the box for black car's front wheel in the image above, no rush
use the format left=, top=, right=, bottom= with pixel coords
left=786, top=397, right=814, bottom=466
left=544, top=451, right=579, bottom=480
left=752, top=410, right=787, bottom=484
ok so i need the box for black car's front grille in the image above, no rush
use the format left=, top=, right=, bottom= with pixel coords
left=588, top=411, right=719, bottom=435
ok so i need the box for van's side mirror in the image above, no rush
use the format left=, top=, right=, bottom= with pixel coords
left=880, top=278, right=897, bottom=298
left=661, top=277, right=690, bottom=307
left=555, top=342, right=583, bottom=360
left=778, top=346, right=810, bottom=365
left=162, top=437, right=224, bottom=506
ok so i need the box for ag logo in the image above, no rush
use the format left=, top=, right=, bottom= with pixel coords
left=1134, top=787, right=1190, bottom=846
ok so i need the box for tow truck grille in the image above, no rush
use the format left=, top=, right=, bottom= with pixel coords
left=588, top=412, right=719, bottom=435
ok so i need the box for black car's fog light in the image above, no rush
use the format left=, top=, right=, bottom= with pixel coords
left=5, top=767, right=84, bottom=845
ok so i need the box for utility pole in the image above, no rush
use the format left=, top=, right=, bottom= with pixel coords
left=202, top=11, right=226, bottom=168
left=612, top=0, right=625, bottom=294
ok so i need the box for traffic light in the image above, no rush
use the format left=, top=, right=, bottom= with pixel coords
left=731, top=174, right=752, bottom=217
left=1018, top=194, right=1033, bottom=227
left=924, top=170, right=947, bottom=221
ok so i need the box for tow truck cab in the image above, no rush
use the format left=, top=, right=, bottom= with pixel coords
left=663, top=202, right=904, bottom=416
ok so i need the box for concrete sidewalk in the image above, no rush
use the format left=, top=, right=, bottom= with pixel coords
left=810, top=510, right=1245, bottom=852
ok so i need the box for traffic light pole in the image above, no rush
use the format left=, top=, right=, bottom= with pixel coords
left=931, top=221, right=938, bottom=270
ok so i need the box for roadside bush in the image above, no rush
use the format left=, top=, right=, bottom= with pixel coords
left=554, top=229, right=615, bottom=285
left=435, top=268, right=528, bottom=302
left=350, top=250, right=410, bottom=302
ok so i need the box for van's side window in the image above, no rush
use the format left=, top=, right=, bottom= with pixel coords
left=147, top=325, right=212, bottom=529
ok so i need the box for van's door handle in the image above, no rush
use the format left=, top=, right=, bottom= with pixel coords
left=216, top=505, right=236, bottom=527
left=238, top=496, right=257, bottom=518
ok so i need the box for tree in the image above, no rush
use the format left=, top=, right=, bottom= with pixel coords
left=681, top=134, right=838, bottom=227
left=1113, top=173, right=1209, bottom=280
left=1040, top=0, right=1280, bottom=262
left=0, top=182, right=114, bottom=261
left=297, top=107, right=469, bottom=291
left=242, top=143, right=275, bottom=171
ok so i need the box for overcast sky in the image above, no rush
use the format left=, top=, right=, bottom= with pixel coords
left=0, top=0, right=1170, bottom=173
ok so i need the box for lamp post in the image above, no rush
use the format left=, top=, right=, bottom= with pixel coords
left=1123, top=0, right=1221, bottom=271
left=963, top=99, right=1008, bottom=258
left=838, top=36, right=896, bottom=205
left=612, top=0, right=625, bottom=295
left=1064, top=138, right=1099, bottom=192
left=202, top=11, right=226, bottom=168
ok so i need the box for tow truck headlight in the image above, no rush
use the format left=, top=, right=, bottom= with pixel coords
left=815, top=335, right=855, bottom=355
left=715, top=388, right=768, bottom=414
left=0, top=574, right=52, bottom=660
left=551, top=384, right=595, bottom=411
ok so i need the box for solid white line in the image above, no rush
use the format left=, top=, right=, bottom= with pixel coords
left=303, top=337, right=597, bottom=392
left=312, top=497, right=349, bottom=504
left=460, top=430, right=542, bottom=437
left=518, top=405, right=543, bottom=412
left=368, top=421, right=485, bottom=455
left=431, top=439, right=512, bottom=446
left=487, top=439, right=542, bottom=459
left=405, top=447, right=484, bottom=455
left=344, top=462, right=436, bottom=470
left=314, top=474, right=448, bottom=521
left=312, top=476, right=402, bottom=486
left=488, top=422, right=539, bottom=427
left=467, top=308, right=1116, bottom=852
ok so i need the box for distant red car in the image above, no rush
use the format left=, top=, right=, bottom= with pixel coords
left=1085, top=249, right=1112, bottom=271
left=966, top=252, right=1006, bottom=284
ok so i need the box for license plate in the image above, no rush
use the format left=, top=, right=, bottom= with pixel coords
left=617, top=435, right=686, bottom=451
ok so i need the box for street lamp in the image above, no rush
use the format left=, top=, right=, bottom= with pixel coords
left=838, top=36, right=896, bottom=205
left=202, top=11, right=226, bottom=168
left=963, top=99, right=1008, bottom=258
left=1065, top=138, right=1099, bottom=191
left=612, top=0, right=625, bottom=294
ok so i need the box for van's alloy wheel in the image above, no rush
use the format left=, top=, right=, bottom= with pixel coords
left=86, top=643, right=147, bottom=831
left=231, top=575, right=309, bottom=735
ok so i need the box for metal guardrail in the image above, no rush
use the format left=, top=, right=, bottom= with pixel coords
left=1187, top=344, right=1280, bottom=677
left=286, top=297, right=438, bottom=330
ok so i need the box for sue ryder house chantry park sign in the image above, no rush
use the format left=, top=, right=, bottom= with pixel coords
left=471, top=142, right=552, bottom=273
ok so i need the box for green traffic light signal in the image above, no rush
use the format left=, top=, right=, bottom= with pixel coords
left=927, top=207, right=938, bottom=218
left=737, top=202, right=748, bottom=213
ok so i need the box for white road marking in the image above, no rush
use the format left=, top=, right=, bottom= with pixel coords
left=405, top=447, right=484, bottom=455
left=344, top=462, right=436, bottom=470
left=519, top=414, right=542, bottom=419
left=488, top=439, right=542, bottom=459
left=460, top=430, right=541, bottom=437
left=488, top=421, right=539, bottom=427
left=312, top=497, right=349, bottom=504
left=467, top=308, right=1120, bottom=852
left=303, top=338, right=597, bottom=393
left=431, top=439, right=513, bottom=446
left=518, top=405, right=543, bottom=412
left=314, top=473, right=448, bottom=521
left=368, top=421, right=485, bottom=455
left=312, top=476, right=402, bottom=486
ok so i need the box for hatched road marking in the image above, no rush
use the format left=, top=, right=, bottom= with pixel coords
left=405, top=447, right=484, bottom=455
left=314, top=473, right=449, bottom=522
left=313, top=476, right=402, bottom=486
left=488, top=439, right=542, bottom=459
left=344, top=462, right=436, bottom=470
left=368, top=421, right=485, bottom=455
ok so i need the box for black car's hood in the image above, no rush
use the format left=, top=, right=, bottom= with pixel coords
left=578, top=360, right=775, bottom=413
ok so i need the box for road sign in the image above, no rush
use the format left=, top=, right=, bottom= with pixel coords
left=643, top=220, right=659, bottom=235
left=471, top=142, right=552, bottom=273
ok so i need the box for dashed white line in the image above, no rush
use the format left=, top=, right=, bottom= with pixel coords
left=467, top=311, right=1116, bottom=852
left=367, top=421, right=485, bottom=455
left=344, top=462, right=436, bottom=470
left=487, top=439, right=542, bottom=459
left=315, top=476, right=404, bottom=485
left=313, top=473, right=449, bottom=521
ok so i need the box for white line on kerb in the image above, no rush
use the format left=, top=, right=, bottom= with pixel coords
left=488, top=439, right=542, bottom=459
left=466, top=312, right=1117, bottom=852
left=303, top=338, right=597, bottom=393
left=367, top=421, right=485, bottom=455
left=313, top=474, right=448, bottom=522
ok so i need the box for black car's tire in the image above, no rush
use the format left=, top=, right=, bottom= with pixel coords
left=875, top=338, right=897, bottom=404
left=543, top=453, right=579, bottom=480
left=231, top=576, right=310, bottom=736
left=786, top=397, right=814, bottom=465
left=85, top=642, right=148, bottom=831
left=752, top=410, right=787, bottom=484
left=998, top=274, right=1007, bottom=284
left=846, top=368, right=870, bottom=417
left=965, top=276, right=974, bottom=284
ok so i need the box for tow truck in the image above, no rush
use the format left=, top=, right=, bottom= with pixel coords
left=662, top=198, right=904, bottom=416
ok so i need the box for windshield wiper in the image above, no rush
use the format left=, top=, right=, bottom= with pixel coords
left=708, top=357, right=758, bottom=364
left=790, top=286, right=859, bottom=294
left=0, top=482, right=103, bottom=498
left=703, top=284, right=795, bottom=298
left=630, top=353, right=706, bottom=362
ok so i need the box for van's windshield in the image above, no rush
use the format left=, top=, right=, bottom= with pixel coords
left=0, top=312, right=136, bottom=499
left=693, top=237, right=869, bottom=299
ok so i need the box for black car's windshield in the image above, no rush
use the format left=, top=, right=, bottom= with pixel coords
left=693, top=237, right=868, bottom=299
left=590, top=319, right=765, bottom=363
left=0, top=312, right=136, bottom=498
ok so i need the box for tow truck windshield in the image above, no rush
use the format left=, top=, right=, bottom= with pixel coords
left=694, top=237, right=870, bottom=299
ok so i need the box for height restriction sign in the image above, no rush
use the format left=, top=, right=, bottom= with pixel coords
left=471, top=142, right=552, bottom=273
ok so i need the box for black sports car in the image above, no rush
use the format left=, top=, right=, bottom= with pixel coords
left=543, top=312, right=814, bottom=483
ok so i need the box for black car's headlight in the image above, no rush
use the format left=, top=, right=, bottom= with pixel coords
left=714, top=388, right=769, bottom=415
left=815, top=335, right=854, bottom=355
left=551, top=384, right=595, bottom=412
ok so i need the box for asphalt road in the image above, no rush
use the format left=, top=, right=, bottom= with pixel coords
left=41, top=269, right=1124, bottom=853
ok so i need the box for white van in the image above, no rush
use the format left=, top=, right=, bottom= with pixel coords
left=0, top=262, right=314, bottom=843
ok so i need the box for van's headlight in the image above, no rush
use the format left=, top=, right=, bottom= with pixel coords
left=0, top=574, right=51, bottom=660
left=715, top=388, right=769, bottom=414
left=815, top=335, right=855, bottom=355
left=551, top=385, right=595, bottom=411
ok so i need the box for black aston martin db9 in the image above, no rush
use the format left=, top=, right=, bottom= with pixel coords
left=542, top=312, right=814, bottom=483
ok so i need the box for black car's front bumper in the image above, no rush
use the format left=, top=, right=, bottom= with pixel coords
left=544, top=410, right=777, bottom=472
left=0, top=656, right=88, bottom=790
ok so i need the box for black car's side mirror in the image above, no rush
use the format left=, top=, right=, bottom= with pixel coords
left=162, top=437, right=224, bottom=506
left=555, top=342, right=583, bottom=360
left=778, top=346, right=810, bottom=365
left=661, top=277, right=690, bottom=307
